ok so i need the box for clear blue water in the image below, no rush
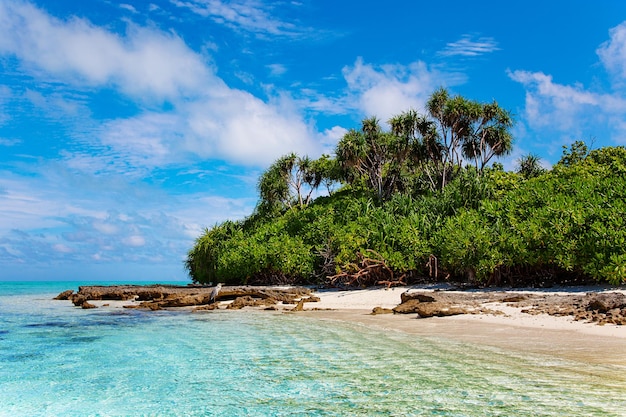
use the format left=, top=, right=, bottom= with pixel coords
left=0, top=281, right=624, bottom=416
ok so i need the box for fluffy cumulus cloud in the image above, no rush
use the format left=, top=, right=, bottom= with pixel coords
left=0, top=1, right=213, bottom=101
left=0, top=1, right=327, bottom=275
left=510, top=20, right=626, bottom=147
left=342, top=57, right=462, bottom=122
left=0, top=0, right=321, bottom=169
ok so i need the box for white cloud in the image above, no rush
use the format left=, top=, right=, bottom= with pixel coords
left=123, top=235, right=146, bottom=247
left=439, top=34, right=500, bottom=57
left=0, top=166, right=256, bottom=266
left=597, top=21, right=626, bottom=88
left=508, top=69, right=626, bottom=144
left=267, top=63, right=287, bottom=77
left=183, top=91, right=319, bottom=164
left=319, top=126, right=347, bottom=154
left=508, top=21, right=626, bottom=152
left=0, top=138, right=20, bottom=146
left=53, top=243, right=73, bottom=253
left=171, top=0, right=307, bottom=38
left=0, top=1, right=214, bottom=101
left=0, top=1, right=324, bottom=170
left=119, top=4, right=138, bottom=13
left=342, top=57, right=461, bottom=122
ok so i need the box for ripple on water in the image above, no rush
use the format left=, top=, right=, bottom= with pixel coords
left=0, top=308, right=624, bottom=417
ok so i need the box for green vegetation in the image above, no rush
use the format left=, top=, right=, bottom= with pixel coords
left=186, top=89, right=626, bottom=287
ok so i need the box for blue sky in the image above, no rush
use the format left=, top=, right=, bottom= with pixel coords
left=1, top=0, right=626, bottom=281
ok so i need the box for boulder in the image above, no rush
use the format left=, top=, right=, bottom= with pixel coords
left=226, top=296, right=277, bottom=310
left=414, top=302, right=468, bottom=318
left=70, top=294, right=87, bottom=306
left=400, top=292, right=436, bottom=304
left=587, top=293, right=626, bottom=313
left=371, top=306, right=393, bottom=315
left=81, top=301, right=97, bottom=309
left=54, top=290, right=74, bottom=300
left=393, top=299, right=423, bottom=314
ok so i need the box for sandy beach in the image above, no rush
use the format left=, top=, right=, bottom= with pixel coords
left=76, top=284, right=626, bottom=366
left=302, top=286, right=626, bottom=366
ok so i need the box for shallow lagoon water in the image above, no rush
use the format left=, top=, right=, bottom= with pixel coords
left=0, top=282, right=625, bottom=416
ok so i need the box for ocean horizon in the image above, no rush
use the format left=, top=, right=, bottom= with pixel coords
left=1, top=281, right=625, bottom=416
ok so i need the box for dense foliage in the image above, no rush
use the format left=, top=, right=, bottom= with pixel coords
left=186, top=90, right=626, bottom=287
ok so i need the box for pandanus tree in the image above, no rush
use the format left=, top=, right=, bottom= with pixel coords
left=257, top=153, right=326, bottom=212
left=426, top=88, right=514, bottom=189
left=335, top=117, right=410, bottom=201
left=516, top=154, right=546, bottom=179
left=460, top=101, right=514, bottom=172
left=389, top=109, right=442, bottom=191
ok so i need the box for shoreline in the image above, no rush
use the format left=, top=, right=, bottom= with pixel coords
left=299, top=309, right=626, bottom=366
left=61, top=284, right=626, bottom=366
left=302, top=286, right=626, bottom=366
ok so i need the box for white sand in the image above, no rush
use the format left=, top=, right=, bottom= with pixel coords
left=304, top=286, right=626, bottom=365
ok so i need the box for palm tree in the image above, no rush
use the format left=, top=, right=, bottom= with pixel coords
left=516, top=154, right=545, bottom=179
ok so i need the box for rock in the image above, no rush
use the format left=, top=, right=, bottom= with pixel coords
left=81, top=301, right=97, bottom=309
left=70, top=294, right=87, bottom=306
left=400, top=292, right=436, bottom=304
left=393, top=299, right=422, bottom=314
left=160, top=294, right=212, bottom=308
left=371, top=306, right=393, bottom=315
left=144, top=302, right=162, bottom=311
left=193, top=304, right=218, bottom=311
left=587, top=293, right=626, bottom=313
left=59, top=285, right=313, bottom=310
left=291, top=299, right=305, bottom=311
left=501, top=295, right=526, bottom=303
left=226, top=296, right=276, bottom=310
left=414, top=302, right=468, bottom=318
left=54, top=290, right=74, bottom=300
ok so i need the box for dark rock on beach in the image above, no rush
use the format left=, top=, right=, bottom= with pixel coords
left=391, top=289, right=626, bottom=325
left=394, top=292, right=468, bottom=317
left=371, top=306, right=393, bottom=315
left=56, top=284, right=315, bottom=311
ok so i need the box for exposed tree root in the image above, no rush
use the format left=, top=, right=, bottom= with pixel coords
left=328, top=250, right=398, bottom=288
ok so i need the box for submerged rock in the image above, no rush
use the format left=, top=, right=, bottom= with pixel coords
left=54, top=290, right=74, bottom=300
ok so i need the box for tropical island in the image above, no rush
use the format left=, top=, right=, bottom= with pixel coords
left=185, top=88, right=626, bottom=289
left=55, top=89, right=626, bottom=362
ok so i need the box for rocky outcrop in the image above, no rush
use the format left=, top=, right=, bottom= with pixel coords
left=56, top=285, right=315, bottom=311
left=226, top=296, right=277, bottom=310
left=54, top=290, right=74, bottom=300
left=394, top=292, right=469, bottom=317
left=412, top=302, right=468, bottom=318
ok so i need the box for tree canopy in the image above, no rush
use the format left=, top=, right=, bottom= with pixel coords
left=186, top=89, right=626, bottom=287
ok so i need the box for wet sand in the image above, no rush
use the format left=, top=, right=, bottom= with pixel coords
left=301, top=286, right=626, bottom=366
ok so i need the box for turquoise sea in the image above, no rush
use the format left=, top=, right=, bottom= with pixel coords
left=0, top=281, right=625, bottom=417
